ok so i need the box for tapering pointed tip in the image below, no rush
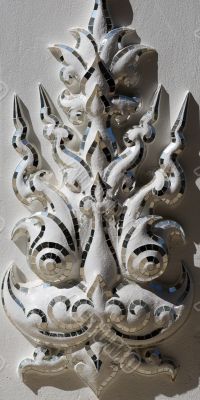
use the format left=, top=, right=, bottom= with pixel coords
left=39, top=86, right=45, bottom=106
left=39, top=84, right=51, bottom=112
left=172, top=91, right=190, bottom=132
left=13, top=94, right=22, bottom=121
left=38, top=83, right=43, bottom=96
left=39, top=85, right=60, bottom=124
left=13, top=95, right=17, bottom=119
left=39, top=83, right=45, bottom=99
left=13, top=93, right=18, bottom=106
left=88, top=0, right=113, bottom=35
left=48, top=45, right=64, bottom=63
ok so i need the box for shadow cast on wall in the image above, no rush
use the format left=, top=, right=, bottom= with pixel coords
left=108, top=0, right=133, bottom=27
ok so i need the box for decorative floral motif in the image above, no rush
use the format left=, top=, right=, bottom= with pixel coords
left=2, top=0, right=193, bottom=396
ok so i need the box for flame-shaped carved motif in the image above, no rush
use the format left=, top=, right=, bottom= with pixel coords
left=2, top=0, right=193, bottom=396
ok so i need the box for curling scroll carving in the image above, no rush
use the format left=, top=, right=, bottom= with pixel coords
left=2, top=0, right=193, bottom=396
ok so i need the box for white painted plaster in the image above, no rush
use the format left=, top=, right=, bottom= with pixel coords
left=0, top=1, right=200, bottom=399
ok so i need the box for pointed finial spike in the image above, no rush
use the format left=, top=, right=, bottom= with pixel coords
left=13, top=94, right=17, bottom=120
left=88, top=0, right=113, bottom=41
left=172, top=92, right=190, bottom=133
left=39, top=84, right=60, bottom=125
left=39, top=83, right=50, bottom=110
left=13, top=94, right=25, bottom=127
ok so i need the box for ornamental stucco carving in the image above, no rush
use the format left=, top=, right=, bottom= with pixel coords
left=2, top=0, right=193, bottom=396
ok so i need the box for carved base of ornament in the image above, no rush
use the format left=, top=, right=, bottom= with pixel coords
left=19, top=345, right=177, bottom=396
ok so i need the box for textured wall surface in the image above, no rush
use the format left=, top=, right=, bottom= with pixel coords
left=1, top=1, right=200, bottom=399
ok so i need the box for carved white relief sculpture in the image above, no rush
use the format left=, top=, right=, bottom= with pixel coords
left=2, top=0, right=193, bottom=396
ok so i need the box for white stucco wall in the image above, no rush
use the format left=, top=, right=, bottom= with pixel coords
left=1, top=1, right=200, bottom=399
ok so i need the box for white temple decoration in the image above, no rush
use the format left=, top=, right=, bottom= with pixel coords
left=2, top=0, right=193, bottom=396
